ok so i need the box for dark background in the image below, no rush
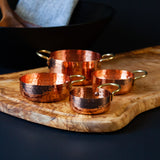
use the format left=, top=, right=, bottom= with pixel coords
left=91, top=0, right=160, bottom=53
left=0, top=0, right=160, bottom=160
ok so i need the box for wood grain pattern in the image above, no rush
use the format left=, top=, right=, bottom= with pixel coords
left=0, top=46, right=160, bottom=132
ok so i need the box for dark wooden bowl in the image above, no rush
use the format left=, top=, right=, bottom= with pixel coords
left=0, top=0, right=114, bottom=69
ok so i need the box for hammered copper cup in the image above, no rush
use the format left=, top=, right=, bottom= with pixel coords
left=70, top=83, right=121, bottom=115
left=19, top=73, right=85, bottom=102
left=92, top=69, right=148, bottom=95
left=36, top=49, right=114, bottom=85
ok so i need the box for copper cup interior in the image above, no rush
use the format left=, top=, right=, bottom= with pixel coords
left=50, top=49, right=101, bottom=62
left=94, top=69, right=134, bottom=80
left=20, top=73, right=70, bottom=86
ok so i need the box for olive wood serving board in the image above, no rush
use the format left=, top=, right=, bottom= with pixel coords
left=0, top=46, right=160, bottom=132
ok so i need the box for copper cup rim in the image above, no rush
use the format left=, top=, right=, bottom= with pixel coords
left=38, top=49, right=101, bottom=62
left=93, top=69, right=147, bottom=81
left=20, top=73, right=85, bottom=87
left=19, top=72, right=72, bottom=87
left=36, top=49, right=114, bottom=63
left=70, top=87, right=112, bottom=100
left=70, top=83, right=120, bottom=100
left=93, top=69, right=134, bottom=81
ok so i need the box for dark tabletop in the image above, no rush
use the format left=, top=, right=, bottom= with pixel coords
left=0, top=0, right=160, bottom=160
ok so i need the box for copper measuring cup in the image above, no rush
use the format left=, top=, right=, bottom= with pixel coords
left=70, top=83, right=120, bottom=115
left=36, top=49, right=114, bottom=85
left=92, top=69, right=148, bottom=95
left=19, top=73, right=85, bottom=102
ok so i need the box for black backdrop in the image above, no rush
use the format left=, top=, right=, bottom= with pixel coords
left=90, top=0, right=160, bottom=53
left=0, top=0, right=160, bottom=160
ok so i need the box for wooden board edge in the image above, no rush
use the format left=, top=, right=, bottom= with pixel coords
left=115, top=45, right=160, bottom=59
left=0, top=91, right=160, bottom=133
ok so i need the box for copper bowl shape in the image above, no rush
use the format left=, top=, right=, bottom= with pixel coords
left=70, top=83, right=120, bottom=115
left=92, top=69, right=148, bottom=95
left=36, top=49, right=114, bottom=85
left=19, top=73, right=85, bottom=102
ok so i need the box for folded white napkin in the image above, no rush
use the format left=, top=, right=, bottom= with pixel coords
left=15, top=0, right=79, bottom=27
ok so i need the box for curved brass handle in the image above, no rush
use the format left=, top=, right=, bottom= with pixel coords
left=70, top=75, right=85, bottom=85
left=36, top=50, right=51, bottom=60
left=132, top=70, right=148, bottom=80
left=99, top=53, right=114, bottom=62
left=98, top=83, right=121, bottom=96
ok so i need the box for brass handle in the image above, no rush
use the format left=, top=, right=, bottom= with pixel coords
left=98, top=83, right=121, bottom=96
left=36, top=50, right=51, bottom=60
left=99, top=53, right=114, bottom=62
left=70, top=75, right=85, bottom=85
left=132, top=70, right=148, bottom=80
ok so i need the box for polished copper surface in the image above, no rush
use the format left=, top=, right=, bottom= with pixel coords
left=92, top=69, right=147, bottom=94
left=70, top=83, right=120, bottom=115
left=19, top=73, right=84, bottom=102
left=37, top=49, right=114, bottom=85
left=70, top=87, right=111, bottom=115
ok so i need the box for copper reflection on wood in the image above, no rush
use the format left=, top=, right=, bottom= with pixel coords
left=19, top=73, right=71, bottom=102
left=70, top=87, right=112, bottom=115
left=92, top=69, right=147, bottom=94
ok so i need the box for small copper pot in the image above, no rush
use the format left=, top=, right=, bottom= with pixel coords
left=19, top=73, right=85, bottom=102
left=70, top=83, right=120, bottom=115
left=92, top=69, right=148, bottom=95
left=36, top=49, right=114, bottom=85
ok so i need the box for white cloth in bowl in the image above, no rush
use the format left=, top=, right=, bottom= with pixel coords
left=15, top=0, right=79, bottom=27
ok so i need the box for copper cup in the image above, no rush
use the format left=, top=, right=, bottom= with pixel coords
left=19, top=73, right=85, bottom=102
left=92, top=69, right=148, bottom=95
left=36, top=49, right=114, bottom=85
left=70, top=83, right=120, bottom=115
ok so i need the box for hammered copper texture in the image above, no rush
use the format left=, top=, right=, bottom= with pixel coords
left=92, top=69, right=134, bottom=94
left=19, top=73, right=71, bottom=102
left=70, top=87, right=111, bottom=114
left=0, top=46, right=160, bottom=132
left=45, top=49, right=106, bottom=85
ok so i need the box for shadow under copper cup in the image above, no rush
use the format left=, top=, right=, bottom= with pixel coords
left=70, top=83, right=120, bottom=115
left=19, top=73, right=85, bottom=102
left=92, top=69, right=148, bottom=95
left=36, top=49, right=114, bottom=85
